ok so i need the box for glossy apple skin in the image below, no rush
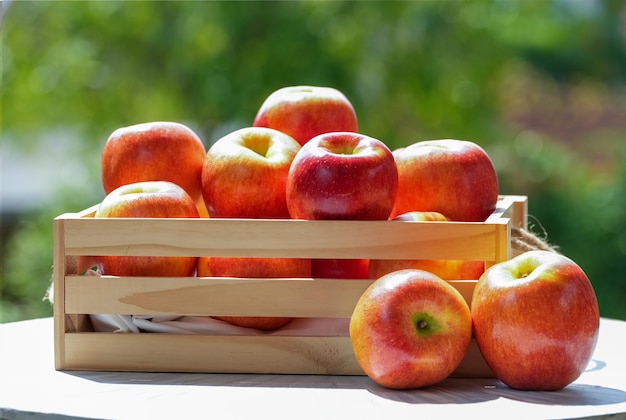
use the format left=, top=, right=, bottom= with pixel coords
left=197, top=256, right=311, bottom=331
left=253, top=85, right=358, bottom=146
left=201, top=127, right=301, bottom=218
left=390, top=139, right=499, bottom=222
left=369, top=211, right=484, bottom=280
left=287, top=132, right=398, bottom=221
left=471, top=250, right=600, bottom=391
left=350, top=269, right=472, bottom=389
left=94, top=181, right=200, bottom=277
left=101, top=121, right=208, bottom=217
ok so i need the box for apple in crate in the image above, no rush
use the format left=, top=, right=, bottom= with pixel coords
left=201, top=127, right=300, bottom=218
left=286, top=132, right=398, bottom=279
left=391, top=139, right=499, bottom=222
left=350, top=269, right=472, bottom=389
left=94, top=181, right=200, bottom=277
left=197, top=256, right=312, bottom=330
left=253, top=85, right=358, bottom=146
left=101, top=121, right=208, bottom=217
left=369, top=211, right=484, bottom=280
left=471, top=250, right=600, bottom=391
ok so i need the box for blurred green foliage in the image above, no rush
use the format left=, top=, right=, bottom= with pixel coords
left=2, top=1, right=625, bottom=322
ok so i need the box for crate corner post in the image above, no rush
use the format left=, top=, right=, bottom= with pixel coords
left=52, top=215, right=68, bottom=370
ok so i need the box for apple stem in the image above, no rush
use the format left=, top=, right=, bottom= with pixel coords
left=417, top=320, right=428, bottom=330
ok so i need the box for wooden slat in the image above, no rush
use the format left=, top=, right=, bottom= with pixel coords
left=61, top=333, right=492, bottom=377
left=64, top=277, right=478, bottom=317
left=60, top=217, right=504, bottom=261
left=63, top=333, right=360, bottom=374
left=64, top=276, right=374, bottom=317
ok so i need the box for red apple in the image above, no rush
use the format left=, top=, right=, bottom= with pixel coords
left=350, top=269, right=472, bottom=389
left=287, top=131, right=398, bottom=279
left=197, top=256, right=312, bottom=330
left=390, top=139, right=499, bottom=222
left=93, top=181, right=200, bottom=277
left=101, top=121, right=208, bottom=217
left=369, top=211, right=485, bottom=280
left=286, top=132, right=398, bottom=220
left=471, top=250, right=600, bottom=391
left=201, top=127, right=301, bottom=218
left=312, top=258, right=370, bottom=280
left=253, top=85, right=358, bottom=146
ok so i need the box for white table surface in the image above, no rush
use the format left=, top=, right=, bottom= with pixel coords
left=1, top=317, right=625, bottom=420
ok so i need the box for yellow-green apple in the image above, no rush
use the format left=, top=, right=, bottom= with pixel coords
left=350, top=269, right=472, bottom=389
left=253, top=85, right=358, bottom=146
left=287, top=131, right=398, bottom=279
left=201, top=127, right=301, bottom=218
left=369, top=211, right=485, bottom=280
left=101, top=121, right=208, bottom=217
left=93, top=181, right=200, bottom=277
left=471, top=250, right=600, bottom=391
left=197, top=256, right=312, bottom=330
left=390, top=139, right=499, bottom=222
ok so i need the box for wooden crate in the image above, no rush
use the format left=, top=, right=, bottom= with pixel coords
left=53, top=195, right=528, bottom=376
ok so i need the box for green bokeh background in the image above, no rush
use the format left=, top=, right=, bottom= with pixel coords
left=2, top=0, right=625, bottom=323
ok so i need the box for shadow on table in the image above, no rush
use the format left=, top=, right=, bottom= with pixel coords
left=64, top=358, right=626, bottom=407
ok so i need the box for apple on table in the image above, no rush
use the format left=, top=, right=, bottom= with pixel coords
left=471, top=250, right=600, bottom=391
left=93, top=181, right=200, bottom=277
left=286, top=131, right=398, bottom=279
left=253, top=85, right=358, bottom=146
left=350, top=269, right=473, bottom=389
left=101, top=121, right=209, bottom=217
left=369, top=211, right=485, bottom=280
left=391, top=139, right=499, bottom=222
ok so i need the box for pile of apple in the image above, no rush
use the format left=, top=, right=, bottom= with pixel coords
left=93, top=85, right=599, bottom=392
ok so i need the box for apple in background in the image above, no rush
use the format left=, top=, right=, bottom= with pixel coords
left=94, top=181, right=200, bottom=277
left=197, top=256, right=312, bottom=330
left=253, top=85, right=358, bottom=146
left=390, top=139, right=499, bottom=222
left=369, top=211, right=485, bottom=280
left=101, top=121, right=208, bottom=217
left=287, top=131, right=398, bottom=279
left=201, top=127, right=301, bottom=218
left=471, top=250, right=600, bottom=391
left=350, top=269, right=472, bottom=389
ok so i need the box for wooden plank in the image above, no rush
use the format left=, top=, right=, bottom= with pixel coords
left=60, top=217, right=504, bottom=261
left=62, top=333, right=492, bottom=377
left=64, top=276, right=477, bottom=317
left=63, top=333, right=362, bottom=375
left=64, top=276, right=374, bottom=318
